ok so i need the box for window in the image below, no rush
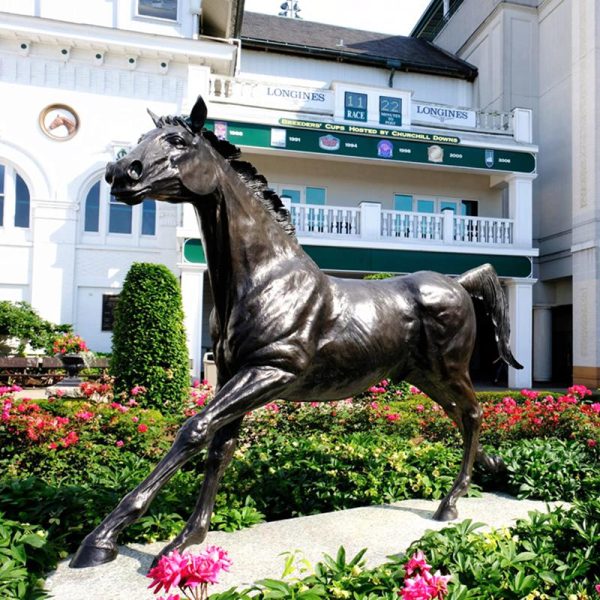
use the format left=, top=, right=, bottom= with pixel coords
left=82, top=177, right=158, bottom=241
left=0, top=163, right=31, bottom=229
left=84, top=181, right=100, bottom=232
left=141, top=199, right=156, bottom=236
left=138, top=0, right=177, bottom=20
left=109, top=195, right=132, bottom=234
left=393, top=193, right=478, bottom=216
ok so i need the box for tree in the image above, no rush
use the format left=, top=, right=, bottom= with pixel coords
left=0, top=301, right=70, bottom=355
left=111, top=263, right=190, bottom=412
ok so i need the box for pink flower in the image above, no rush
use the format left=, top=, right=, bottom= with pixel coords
left=157, top=595, right=180, bottom=600
left=138, top=423, right=148, bottom=433
left=588, top=439, right=597, bottom=448
left=147, top=546, right=231, bottom=595
left=405, top=551, right=431, bottom=576
left=409, top=386, right=421, bottom=395
left=115, top=440, right=124, bottom=447
left=590, top=403, right=600, bottom=414
left=147, top=550, right=189, bottom=594
left=264, top=402, right=280, bottom=413
left=130, top=385, right=146, bottom=396
left=75, top=410, right=94, bottom=421
left=415, top=405, right=425, bottom=413
left=131, top=416, right=139, bottom=423
left=595, top=583, right=600, bottom=594
left=386, top=413, right=400, bottom=421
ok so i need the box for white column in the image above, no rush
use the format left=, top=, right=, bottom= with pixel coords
left=359, top=201, right=381, bottom=241
left=441, top=208, right=454, bottom=243
left=180, top=265, right=206, bottom=380
left=506, top=175, right=534, bottom=248
left=30, top=201, right=78, bottom=324
left=506, top=280, right=533, bottom=388
left=533, top=306, right=552, bottom=382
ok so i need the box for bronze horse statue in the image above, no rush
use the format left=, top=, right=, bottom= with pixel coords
left=71, top=96, right=522, bottom=569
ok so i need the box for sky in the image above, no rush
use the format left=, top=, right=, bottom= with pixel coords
left=243, top=0, right=433, bottom=36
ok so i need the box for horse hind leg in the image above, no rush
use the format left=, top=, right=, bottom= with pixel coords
left=417, top=374, right=483, bottom=521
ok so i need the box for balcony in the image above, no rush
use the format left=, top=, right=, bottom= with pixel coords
left=287, top=202, right=518, bottom=249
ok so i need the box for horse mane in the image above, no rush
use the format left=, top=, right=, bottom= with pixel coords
left=201, top=130, right=296, bottom=238
left=150, top=114, right=296, bottom=237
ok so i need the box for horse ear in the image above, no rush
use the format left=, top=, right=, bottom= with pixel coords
left=189, top=96, right=207, bottom=133
left=147, top=108, right=161, bottom=127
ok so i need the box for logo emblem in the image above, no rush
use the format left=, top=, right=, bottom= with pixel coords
left=318, top=134, right=340, bottom=151
left=485, top=149, right=495, bottom=168
left=377, top=140, right=394, bottom=158
left=427, top=145, right=444, bottom=163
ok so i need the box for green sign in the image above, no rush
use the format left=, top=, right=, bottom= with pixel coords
left=277, top=117, right=460, bottom=143
left=344, top=91, right=368, bottom=122
left=207, top=119, right=536, bottom=174
left=183, top=236, right=532, bottom=278
left=380, top=96, right=402, bottom=127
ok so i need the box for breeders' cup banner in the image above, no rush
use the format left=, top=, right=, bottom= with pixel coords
left=412, top=102, right=477, bottom=128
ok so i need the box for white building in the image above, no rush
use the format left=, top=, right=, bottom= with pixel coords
left=412, top=0, right=594, bottom=387
left=0, top=1, right=537, bottom=387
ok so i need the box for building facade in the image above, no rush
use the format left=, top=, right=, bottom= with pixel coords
left=413, top=0, right=594, bottom=386
left=0, top=1, right=537, bottom=387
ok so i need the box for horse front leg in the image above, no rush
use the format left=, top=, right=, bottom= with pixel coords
left=70, top=367, right=292, bottom=568
left=151, top=417, right=243, bottom=567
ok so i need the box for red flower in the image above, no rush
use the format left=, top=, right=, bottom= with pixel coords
left=138, top=423, right=148, bottom=433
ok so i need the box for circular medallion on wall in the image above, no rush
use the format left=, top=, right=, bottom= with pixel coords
left=39, top=104, right=80, bottom=140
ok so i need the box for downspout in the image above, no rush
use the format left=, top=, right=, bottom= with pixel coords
left=387, top=59, right=402, bottom=88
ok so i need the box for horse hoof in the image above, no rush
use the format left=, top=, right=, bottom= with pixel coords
left=432, top=504, right=458, bottom=522
left=69, top=542, right=118, bottom=568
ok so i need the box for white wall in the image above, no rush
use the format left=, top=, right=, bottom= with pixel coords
left=0, top=0, right=199, bottom=38
left=242, top=50, right=474, bottom=108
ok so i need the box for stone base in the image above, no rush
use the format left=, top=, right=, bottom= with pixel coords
left=46, top=386, right=85, bottom=399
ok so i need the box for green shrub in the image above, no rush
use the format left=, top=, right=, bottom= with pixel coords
left=0, top=514, right=57, bottom=600
left=500, top=438, right=599, bottom=501
left=0, top=301, right=70, bottom=355
left=110, top=263, right=190, bottom=412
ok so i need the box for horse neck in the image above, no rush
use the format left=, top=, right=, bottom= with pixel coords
left=191, top=170, right=301, bottom=324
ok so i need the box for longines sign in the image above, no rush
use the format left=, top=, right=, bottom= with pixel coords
left=228, top=82, right=334, bottom=114
left=412, top=102, right=477, bottom=128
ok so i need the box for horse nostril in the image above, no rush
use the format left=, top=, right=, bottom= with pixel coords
left=127, top=160, right=144, bottom=181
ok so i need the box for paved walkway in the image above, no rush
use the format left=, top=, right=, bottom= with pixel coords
left=46, top=493, right=564, bottom=600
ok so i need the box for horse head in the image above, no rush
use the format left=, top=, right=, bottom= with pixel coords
left=105, top=96, right=218, bottom=205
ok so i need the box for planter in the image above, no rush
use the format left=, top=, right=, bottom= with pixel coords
left=59, top=353, right=86, bottom=387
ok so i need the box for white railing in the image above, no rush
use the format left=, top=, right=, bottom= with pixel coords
left=454, top=215, right=514, bottom=245
left=381, top=210, right=444, bottom=241
left=290, top=204, right=361, bottom=237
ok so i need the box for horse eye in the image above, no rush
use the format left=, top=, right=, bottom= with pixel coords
left=169, top=136, right=186, bottom=147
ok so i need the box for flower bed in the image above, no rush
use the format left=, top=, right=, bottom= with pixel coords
left=0, top=380, right=599, bottom=598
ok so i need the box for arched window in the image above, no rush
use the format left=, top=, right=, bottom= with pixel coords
left=15, top=174, right=30, bottom=228
left=0, top=163, right=31, bottom=229
left=141, top=199, right=156, bottom=236
left=82, top=177, right=157, bottom=239
left=84, top=181, right=100, bottom=232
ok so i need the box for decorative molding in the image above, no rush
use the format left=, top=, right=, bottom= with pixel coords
left=0, top=55, right=184, bottom=101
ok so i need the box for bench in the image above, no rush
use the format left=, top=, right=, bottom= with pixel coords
left=0, top=356, right=110, bottom=387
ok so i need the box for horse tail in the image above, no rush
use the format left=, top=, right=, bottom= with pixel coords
left=457, top=264, right=523, bottom=370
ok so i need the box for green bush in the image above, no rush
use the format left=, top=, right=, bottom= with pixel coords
left=110, top=263, right=190, bottom=412
left=0, top=514, right=55, bottom=599
left=0, top=301, right=70, bottom=355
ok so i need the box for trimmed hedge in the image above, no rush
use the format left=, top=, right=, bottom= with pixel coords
left=110, top=263, right=190, bottom=412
